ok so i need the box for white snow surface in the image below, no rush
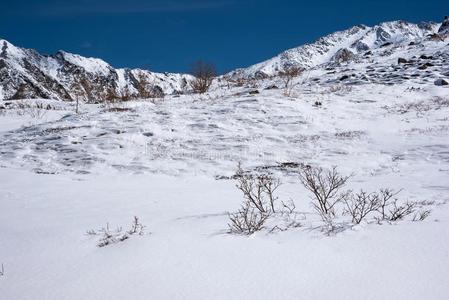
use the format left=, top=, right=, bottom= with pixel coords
left=1, top=20, right=449, bottom=300
left=1, top=78, right=449, bottom=299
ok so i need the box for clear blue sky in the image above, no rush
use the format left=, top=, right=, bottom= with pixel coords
left=1, top=0, right=448, bottom=74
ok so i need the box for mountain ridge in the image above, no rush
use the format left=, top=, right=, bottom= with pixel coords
left=1, top=17, right=448, bottom=101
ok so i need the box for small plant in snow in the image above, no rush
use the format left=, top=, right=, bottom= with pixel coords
left=299, top=166, right=426, bottom=232
left=228, top=202, right=270, bottom=235
left=228, top=164, right=282, bottom=235
left=298, top=165, right=351, bottom=221
left=343, top=190, right=381, bottom=224
left=0, top=263, right=4, bottom=276
left=128, top=216, right=146, bottom=235
left=387, top=200, right=416, bottom=221
left=87, top=216, right=146, bottom=247
left=412, top=210, right=432, bottom=222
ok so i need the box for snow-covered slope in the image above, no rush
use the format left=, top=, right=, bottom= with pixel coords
left=1, top=16, right=449, bottom=300
left=227, top=20, right=443, bottom=79
left=0, top=39, right=190, bottom=101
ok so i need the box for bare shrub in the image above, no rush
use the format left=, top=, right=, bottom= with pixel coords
left=228, top=202, right=270, bottom=235
left=228, top=165, right=281, bottom=235
left=97, top=223, right=127, bottom=247
left=0, top=263, right=4, bottom=276
left=235, top=165, right=281, bottom=214
left=136, top=72, right=164, bottom=100
left=279, top=66, right=303, bottom=96
left=375, top=188, right=401, bottom=221
left=343, top=190, right=381, bottom=224
left=413, top=210, right=431, bottom=221
left=299, top=166, right=351, bottom=220
left=128, top=216, right=145, bottom=235
left=87, top=216, right=146, bottom=247
left=189, top=61, right=217, bottom=94
left=15, top=100, right=49, bottom=119
left=388, top=200, right=416, bottom=221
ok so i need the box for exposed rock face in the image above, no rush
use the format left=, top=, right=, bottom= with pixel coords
left=330, top=48, right=355, bottom=64
left=438, top=16, right=449, bottom=34
left=227, top=19, right=442, bottom=79
left=375, top=27, right=391, bottom=44
left=0, top=40, right=191, bottom=101
left=434, top=78, right=449, bottom=86
left=351, top=40, right=370, bottom=52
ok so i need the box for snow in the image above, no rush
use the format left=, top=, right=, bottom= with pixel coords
left=57, top=51, right=113, bottom=75
left=1, top=19, right=449, bottom=300
left=0, top=167, right=448, bottom=300
left=1, top=77, right=449, bottom=299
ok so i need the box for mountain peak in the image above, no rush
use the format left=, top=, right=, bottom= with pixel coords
left=438, top=15, right=449, bottom=34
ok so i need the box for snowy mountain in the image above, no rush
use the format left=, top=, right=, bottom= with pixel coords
left=1, top=15, right=449, bottom=300
left=0, top=39, right=190, bottom=101
left=227, top=19, right=445, bottom=79
left=1, top=17, right=448, bottom=102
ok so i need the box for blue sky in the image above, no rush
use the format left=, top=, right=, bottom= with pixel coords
left=1, top=0, right=448, bottom=73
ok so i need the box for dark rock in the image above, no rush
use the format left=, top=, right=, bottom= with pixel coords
left=264, top=85, right=279, bottom=90
left=339, top=75, right=350, bottom=81
left=376, top=27, right=391, bottom=44
left=254, top=71, right=268, bottom=79
left=398, top=58, right=408, bottom=64
left=351, top=41, right=369, bottom=52
left=418, top=62, right=434, bottom=70
left=434, top=78, right=449, bottom=86
left=330, top=48, right=355, bottom=64
left=420, top=54, right=433, bottom=60
left=427, top=33, right=445, bottom=41
left=249, top=90, right=259, bottom=95
left=438, top=16, right=449, bottom=35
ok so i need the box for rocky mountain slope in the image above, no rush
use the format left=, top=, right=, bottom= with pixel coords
left=227, top=18, right=448, bottom=79
left=1, top=16, right=448, bottom=102
left=0, top=40, right=190, bottom=101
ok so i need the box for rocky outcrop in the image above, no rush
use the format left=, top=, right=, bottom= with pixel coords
left=438, top=16, right=449, bottom=35
left=434, top=78, right=448, bottom=86
left=330, top=48, right=355, bottom=64
left=0, top=40, right=190, bottom=101
left=227, top=18, right=442, bottom=79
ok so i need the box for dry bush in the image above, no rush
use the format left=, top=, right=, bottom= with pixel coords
left=279, top=66, right=303, bottom=96
left=375, top=188, right=398, bottom=220
left=235, top=165, right=281, bottom=214
left=0, top=263, right=4, bottom=276
left=189, top=61, right=217, bottom=94
left=299, top=165, right=351, bottom=220
left=228, top=165, right=281, bottom=235
left=387, top=200, right=416, bottom=221
left=343, top=190, right=381, bottom=224
left=87, top=216, right=146, bottom=247
left=299, top=166, right=421, bottom=228
left=228, top=202, right=270, bottom=235
left=15, top=100, right=50, bottom=119
left=136, top=72, right=165, bottom=100
left=413, top=210, right=431, bottom=221
left=343, top=187, right=419, bottom=224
